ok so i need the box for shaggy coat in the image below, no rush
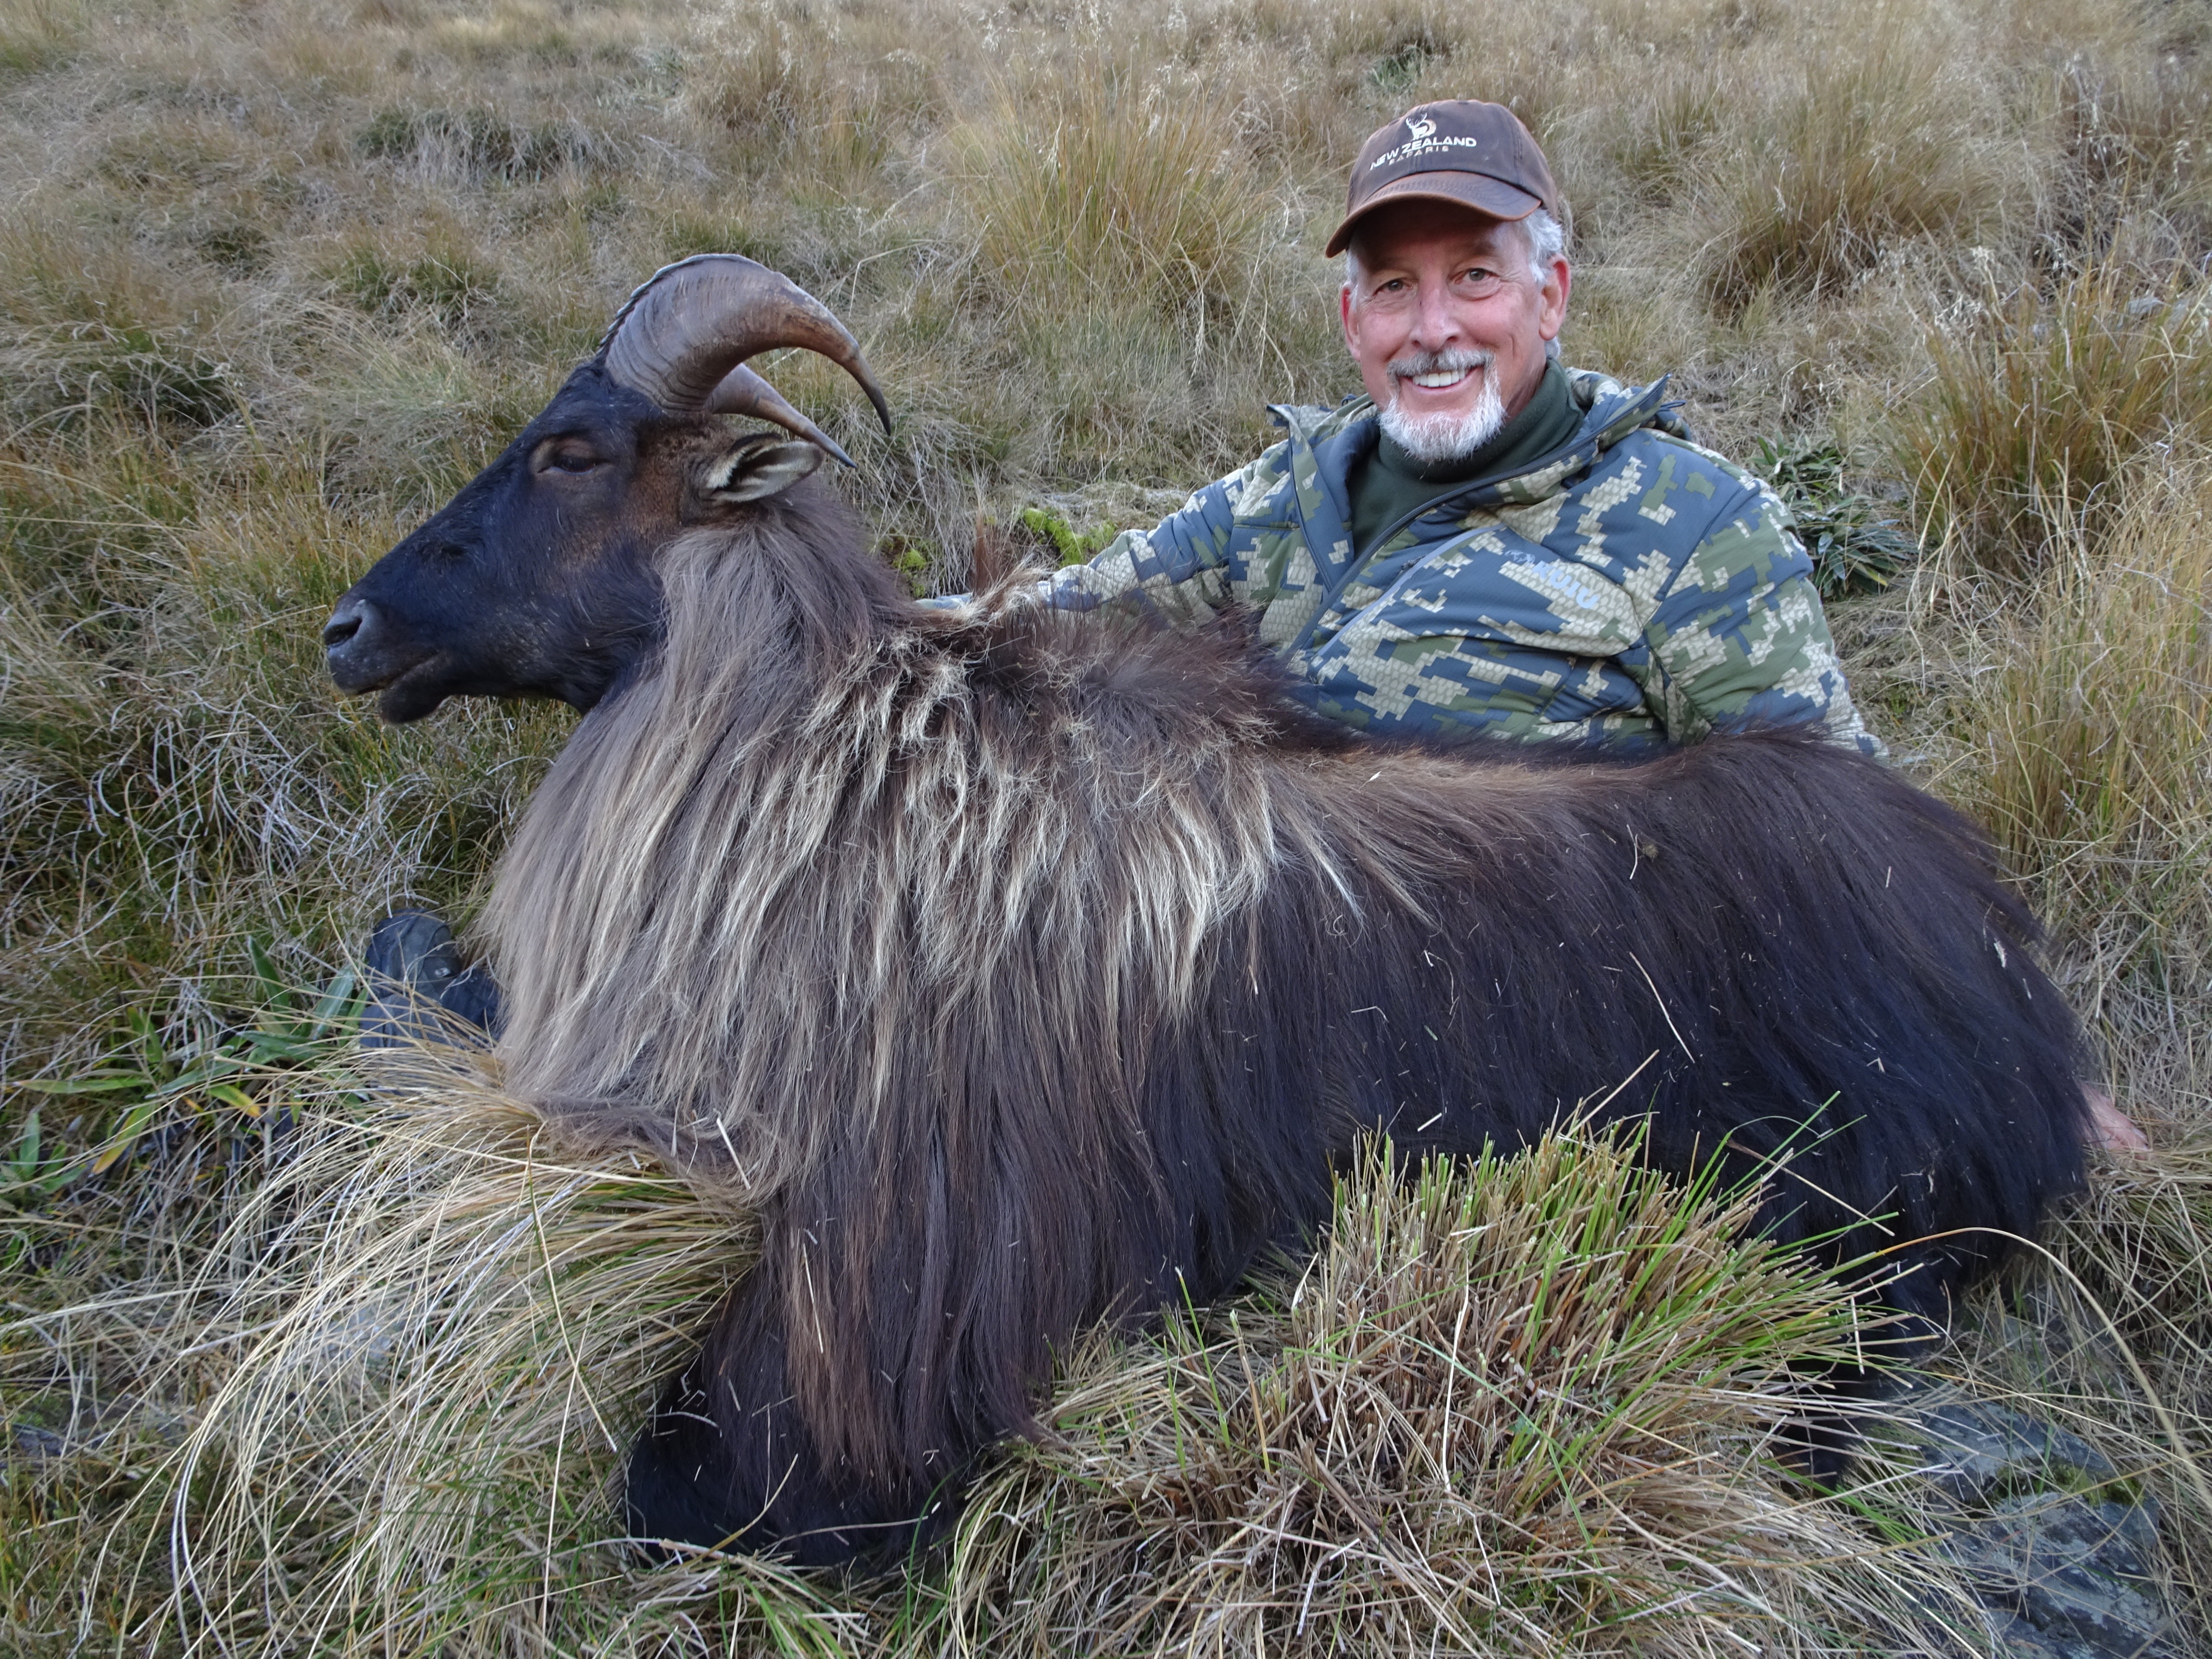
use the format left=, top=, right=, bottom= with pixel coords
left=464, top=478, right=2089, bottom=1565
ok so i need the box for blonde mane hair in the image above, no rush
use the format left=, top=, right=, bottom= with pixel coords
left=480, top=514, right=1313, bottom=1207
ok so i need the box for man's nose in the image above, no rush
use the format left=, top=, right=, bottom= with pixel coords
left=1408, top=281, right=1464, bottom=349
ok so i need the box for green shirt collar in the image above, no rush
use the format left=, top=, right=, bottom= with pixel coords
left=1372, top=358, right=1579, bottom=485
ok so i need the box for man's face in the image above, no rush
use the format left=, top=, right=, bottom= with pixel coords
left=1339, top=200, right=1570, bottom=457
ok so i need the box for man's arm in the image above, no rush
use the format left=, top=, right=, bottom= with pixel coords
left=1636, top=474, right=1884, bottom=757
left=1038, top=449, right=1286, bottom=622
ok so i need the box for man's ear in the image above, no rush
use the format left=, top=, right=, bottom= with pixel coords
left=694, top=432, right=825, bottom=506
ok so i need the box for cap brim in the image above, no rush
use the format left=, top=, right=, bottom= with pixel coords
left=1323, top=171, right=1545, bottom=257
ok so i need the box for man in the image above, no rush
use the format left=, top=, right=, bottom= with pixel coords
left=1045, top=99, right=1879, bottom=757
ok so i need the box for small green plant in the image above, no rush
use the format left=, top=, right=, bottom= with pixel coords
left=878, top=535, right=935, bottom=595
left=1750, top=436, right=1920, bottom=598
left=1368, top=38, right=1439, bottom=101
left=1018, top=506, right=1116, bottom=567
left=9, top=942, right=366, bottom=1204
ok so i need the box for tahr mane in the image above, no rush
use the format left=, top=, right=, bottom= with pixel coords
left=479, top=494, right=1330, bottom=1205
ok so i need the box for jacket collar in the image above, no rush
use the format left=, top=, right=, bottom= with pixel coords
left=1269, top=368, right=1681, bottom=517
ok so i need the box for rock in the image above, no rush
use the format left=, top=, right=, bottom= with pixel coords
left=1945, top=1493, right=2175, bottom=1659
left=1912, top=1400, right=2119, bottom=1506
left=10, top=1423, right=68, bottom=1459
left=1887, top=1392, right=2179, bottom=1659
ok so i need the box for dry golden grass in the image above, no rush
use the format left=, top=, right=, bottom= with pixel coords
left=1895, top=267, right=2212, bottom=576
left=1690, top=33, right=2009, bottom=314
left=143, top=1043, right=755, bottom=1656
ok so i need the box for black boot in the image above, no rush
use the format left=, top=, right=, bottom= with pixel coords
left=362, top=909, right=504, bottom=1047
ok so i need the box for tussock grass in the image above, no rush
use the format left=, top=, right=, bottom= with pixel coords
left=1910, top=450, right=2212, bottom=1067
left=1969, top=455, right=2212, bottom=907
left=1897, top=267, right=2212, bottom=576
left=957, top=69, right=1284, bottom=317
left=147, top=1043, right=755, bottom=1656
left=1692, top=39, right=2003, bottom=314
left=946, top=1134, right=1962, bottom=1657
left=0, top=0, right=84, bottom=75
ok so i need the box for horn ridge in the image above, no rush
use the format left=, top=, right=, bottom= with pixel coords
left=598, top=253, right=892, bottom=441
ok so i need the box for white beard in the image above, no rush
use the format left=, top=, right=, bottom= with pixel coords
left=1378, top=350, right=1506, bottom=464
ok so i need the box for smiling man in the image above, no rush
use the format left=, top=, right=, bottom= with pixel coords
left=1043, top=100, right=1879, bottom=756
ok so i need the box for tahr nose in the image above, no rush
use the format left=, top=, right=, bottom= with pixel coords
left=323, top=595, right=375, bottom=652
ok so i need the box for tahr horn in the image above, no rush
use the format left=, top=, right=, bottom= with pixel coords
left=597, top=254, right=892, bottom=465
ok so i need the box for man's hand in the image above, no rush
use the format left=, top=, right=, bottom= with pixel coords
left=2085, top=1083, right=2151, bottom=1152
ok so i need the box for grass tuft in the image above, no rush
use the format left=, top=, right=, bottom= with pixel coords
left=1896, top=266, right=2212, bottom=577
left=942, top=1132, right=1962, bottom=1656
left=150, top=1044, right=754, bottom=1655
left=1939, top=451, right=2212, bottom=1049
left=1693, top=41, right=1999, bottom=313
left=955, top=69, right=1283, bottom=317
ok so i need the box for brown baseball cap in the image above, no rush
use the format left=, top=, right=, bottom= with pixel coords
left=1324, top=101, right=1557, bottom=257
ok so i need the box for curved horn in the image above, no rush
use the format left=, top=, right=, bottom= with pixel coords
left=597, top=253, right=893, bottom=437
left=704, top=364, right=854, bottom=468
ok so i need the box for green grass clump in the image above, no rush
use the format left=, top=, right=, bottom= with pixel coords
left=328, top=241, right=505, bottom=331
left=357, top=103, right=604, bottom=183
left=1751, top=436, right=1920, bottom=598
left=0, top=0, right=84, bottom=75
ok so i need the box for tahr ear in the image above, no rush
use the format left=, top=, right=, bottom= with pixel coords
left=694, top=432, right=825, bottom=506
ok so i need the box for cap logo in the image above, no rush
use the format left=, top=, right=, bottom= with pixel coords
left=1368, top=124, right=1481, bottom=171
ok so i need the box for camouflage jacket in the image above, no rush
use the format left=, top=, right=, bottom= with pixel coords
left=1042, top=370, right=1879, bottom=756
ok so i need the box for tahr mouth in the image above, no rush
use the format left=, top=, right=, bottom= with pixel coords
left=329, top=647, right=449, bottom=724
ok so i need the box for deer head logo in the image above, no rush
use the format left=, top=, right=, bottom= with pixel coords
left=1405, top=113, right=1437, bottom=141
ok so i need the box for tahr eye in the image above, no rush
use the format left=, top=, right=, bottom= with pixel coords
left=532, top=437, right=606, bottom=477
